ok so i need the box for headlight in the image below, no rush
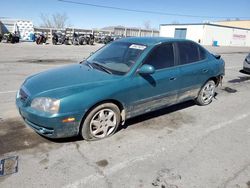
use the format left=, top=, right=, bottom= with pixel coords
left=31, top=97, right=60, bottom=114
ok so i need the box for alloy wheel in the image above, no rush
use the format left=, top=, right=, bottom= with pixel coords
left=90, top=109, right=117, bottom=138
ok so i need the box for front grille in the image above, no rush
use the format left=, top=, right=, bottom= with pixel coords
left=19, top=88, right=29, bottom=102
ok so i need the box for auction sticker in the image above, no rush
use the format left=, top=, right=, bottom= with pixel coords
left=129, top=44, right=146, bottom=50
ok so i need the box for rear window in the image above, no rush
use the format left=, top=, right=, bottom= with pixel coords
left=177, top=42, right=205, bottom=65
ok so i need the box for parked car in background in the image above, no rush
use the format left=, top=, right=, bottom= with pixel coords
left=243, top=53, right=250, bottom=73
left=16, top=37, right=225, bottom=141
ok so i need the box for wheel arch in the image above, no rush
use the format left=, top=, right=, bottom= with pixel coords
left=207, top=75, right=223, bottom=87
left=78, top=99, right=126, bottom=134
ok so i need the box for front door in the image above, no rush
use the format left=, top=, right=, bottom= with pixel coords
left=126, top=43, right=180, bottom=118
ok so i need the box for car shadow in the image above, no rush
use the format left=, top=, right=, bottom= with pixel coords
left=239, top=69, right=250, bottom=75
left=228, top=75, right=250, bottom=83
left=44, top=134, right=83, bottom=143
left=117, top=100, right=196, bottom=132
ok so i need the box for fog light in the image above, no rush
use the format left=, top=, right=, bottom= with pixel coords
left=62, top=117, right=75, bottom=123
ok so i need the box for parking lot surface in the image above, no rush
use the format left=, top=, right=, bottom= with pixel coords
left=0, top=42, right=250, bottom=188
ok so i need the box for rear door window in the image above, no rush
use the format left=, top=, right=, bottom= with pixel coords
left=177, top=42, right=201, bottom=65
left=144, top=43, right=175, bottom=70
left=198, top=46, right=207, bottom=60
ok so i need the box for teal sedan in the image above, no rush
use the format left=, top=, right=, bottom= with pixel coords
left=16, top=37, right=225, bottom=140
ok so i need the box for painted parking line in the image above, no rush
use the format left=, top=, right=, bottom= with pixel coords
left=63, top=112, right=250, bottom=188
left=0, top=91, right=17, bottom=94
left=226, top=66, right=242, bottom=69
left=35, top=64, right=64, bottom=67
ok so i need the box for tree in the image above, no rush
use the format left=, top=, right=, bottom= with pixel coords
left=40, top=12, right=70, bottom=28
left=143, top=20, right=152, bottom=30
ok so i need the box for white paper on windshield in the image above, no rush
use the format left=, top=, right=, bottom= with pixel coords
left=129, top=44, right=146, bottom=50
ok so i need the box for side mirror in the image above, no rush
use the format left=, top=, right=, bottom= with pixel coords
left=138, top=64, right=155, bottom=75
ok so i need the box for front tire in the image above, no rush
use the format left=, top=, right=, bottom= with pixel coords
left=196, top=80, right=216, bottom=106
left=81, top=103, right=121, bottom=141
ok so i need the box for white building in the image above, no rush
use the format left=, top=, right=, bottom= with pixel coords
left=0, top=18, right=34, bottom=41
left=160, top=23, right=250, bottom=47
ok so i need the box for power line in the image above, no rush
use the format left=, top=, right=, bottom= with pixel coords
left=58, top=0, right=250, bottom=19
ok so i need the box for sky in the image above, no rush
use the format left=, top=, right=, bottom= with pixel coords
left=0, top=0, right=250, bottom=29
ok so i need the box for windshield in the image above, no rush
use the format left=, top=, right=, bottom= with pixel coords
left=86, top=42, right=147, bottom=75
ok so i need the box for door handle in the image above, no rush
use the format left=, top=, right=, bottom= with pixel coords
left=169, top=77, right=176, bottom=81
left=202, top=69, right=208, bottom=73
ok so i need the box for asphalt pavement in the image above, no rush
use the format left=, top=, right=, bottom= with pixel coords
left=0, top=42, right=250, bottom=188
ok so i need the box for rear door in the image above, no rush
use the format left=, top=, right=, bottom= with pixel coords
left=126, top=43, right=180, bottom=117
left=176, top=41, right=210, bottom=102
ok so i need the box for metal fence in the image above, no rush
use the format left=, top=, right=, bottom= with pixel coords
left=112, top=27, right=159, bottom=37
left=34, top=26, right=159, bottom=41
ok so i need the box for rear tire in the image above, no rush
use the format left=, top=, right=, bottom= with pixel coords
left=81, top=103, right=121, bottom=141
left=196, top=80, right=216, bottom=106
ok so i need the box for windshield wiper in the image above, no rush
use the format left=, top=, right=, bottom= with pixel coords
left=92, top=62, right=112, bottom=74
left=85, top=61, right=93, bottom=69
left=81, top=60, right=94, bottom=69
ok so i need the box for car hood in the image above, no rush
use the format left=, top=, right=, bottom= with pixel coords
left=23, top=64, right=120, bottom=97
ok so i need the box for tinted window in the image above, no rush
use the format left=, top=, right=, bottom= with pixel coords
left=198, top=46, right=207, bottom=60
left=177, top=42, right=200, bottom=65
left=144, top=43, right=174, bottom=70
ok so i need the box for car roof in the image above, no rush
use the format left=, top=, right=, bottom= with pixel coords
left=117, top=37, right=189, bottom=46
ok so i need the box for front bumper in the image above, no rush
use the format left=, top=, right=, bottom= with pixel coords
left=17, top=100, right=83, bottom=138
